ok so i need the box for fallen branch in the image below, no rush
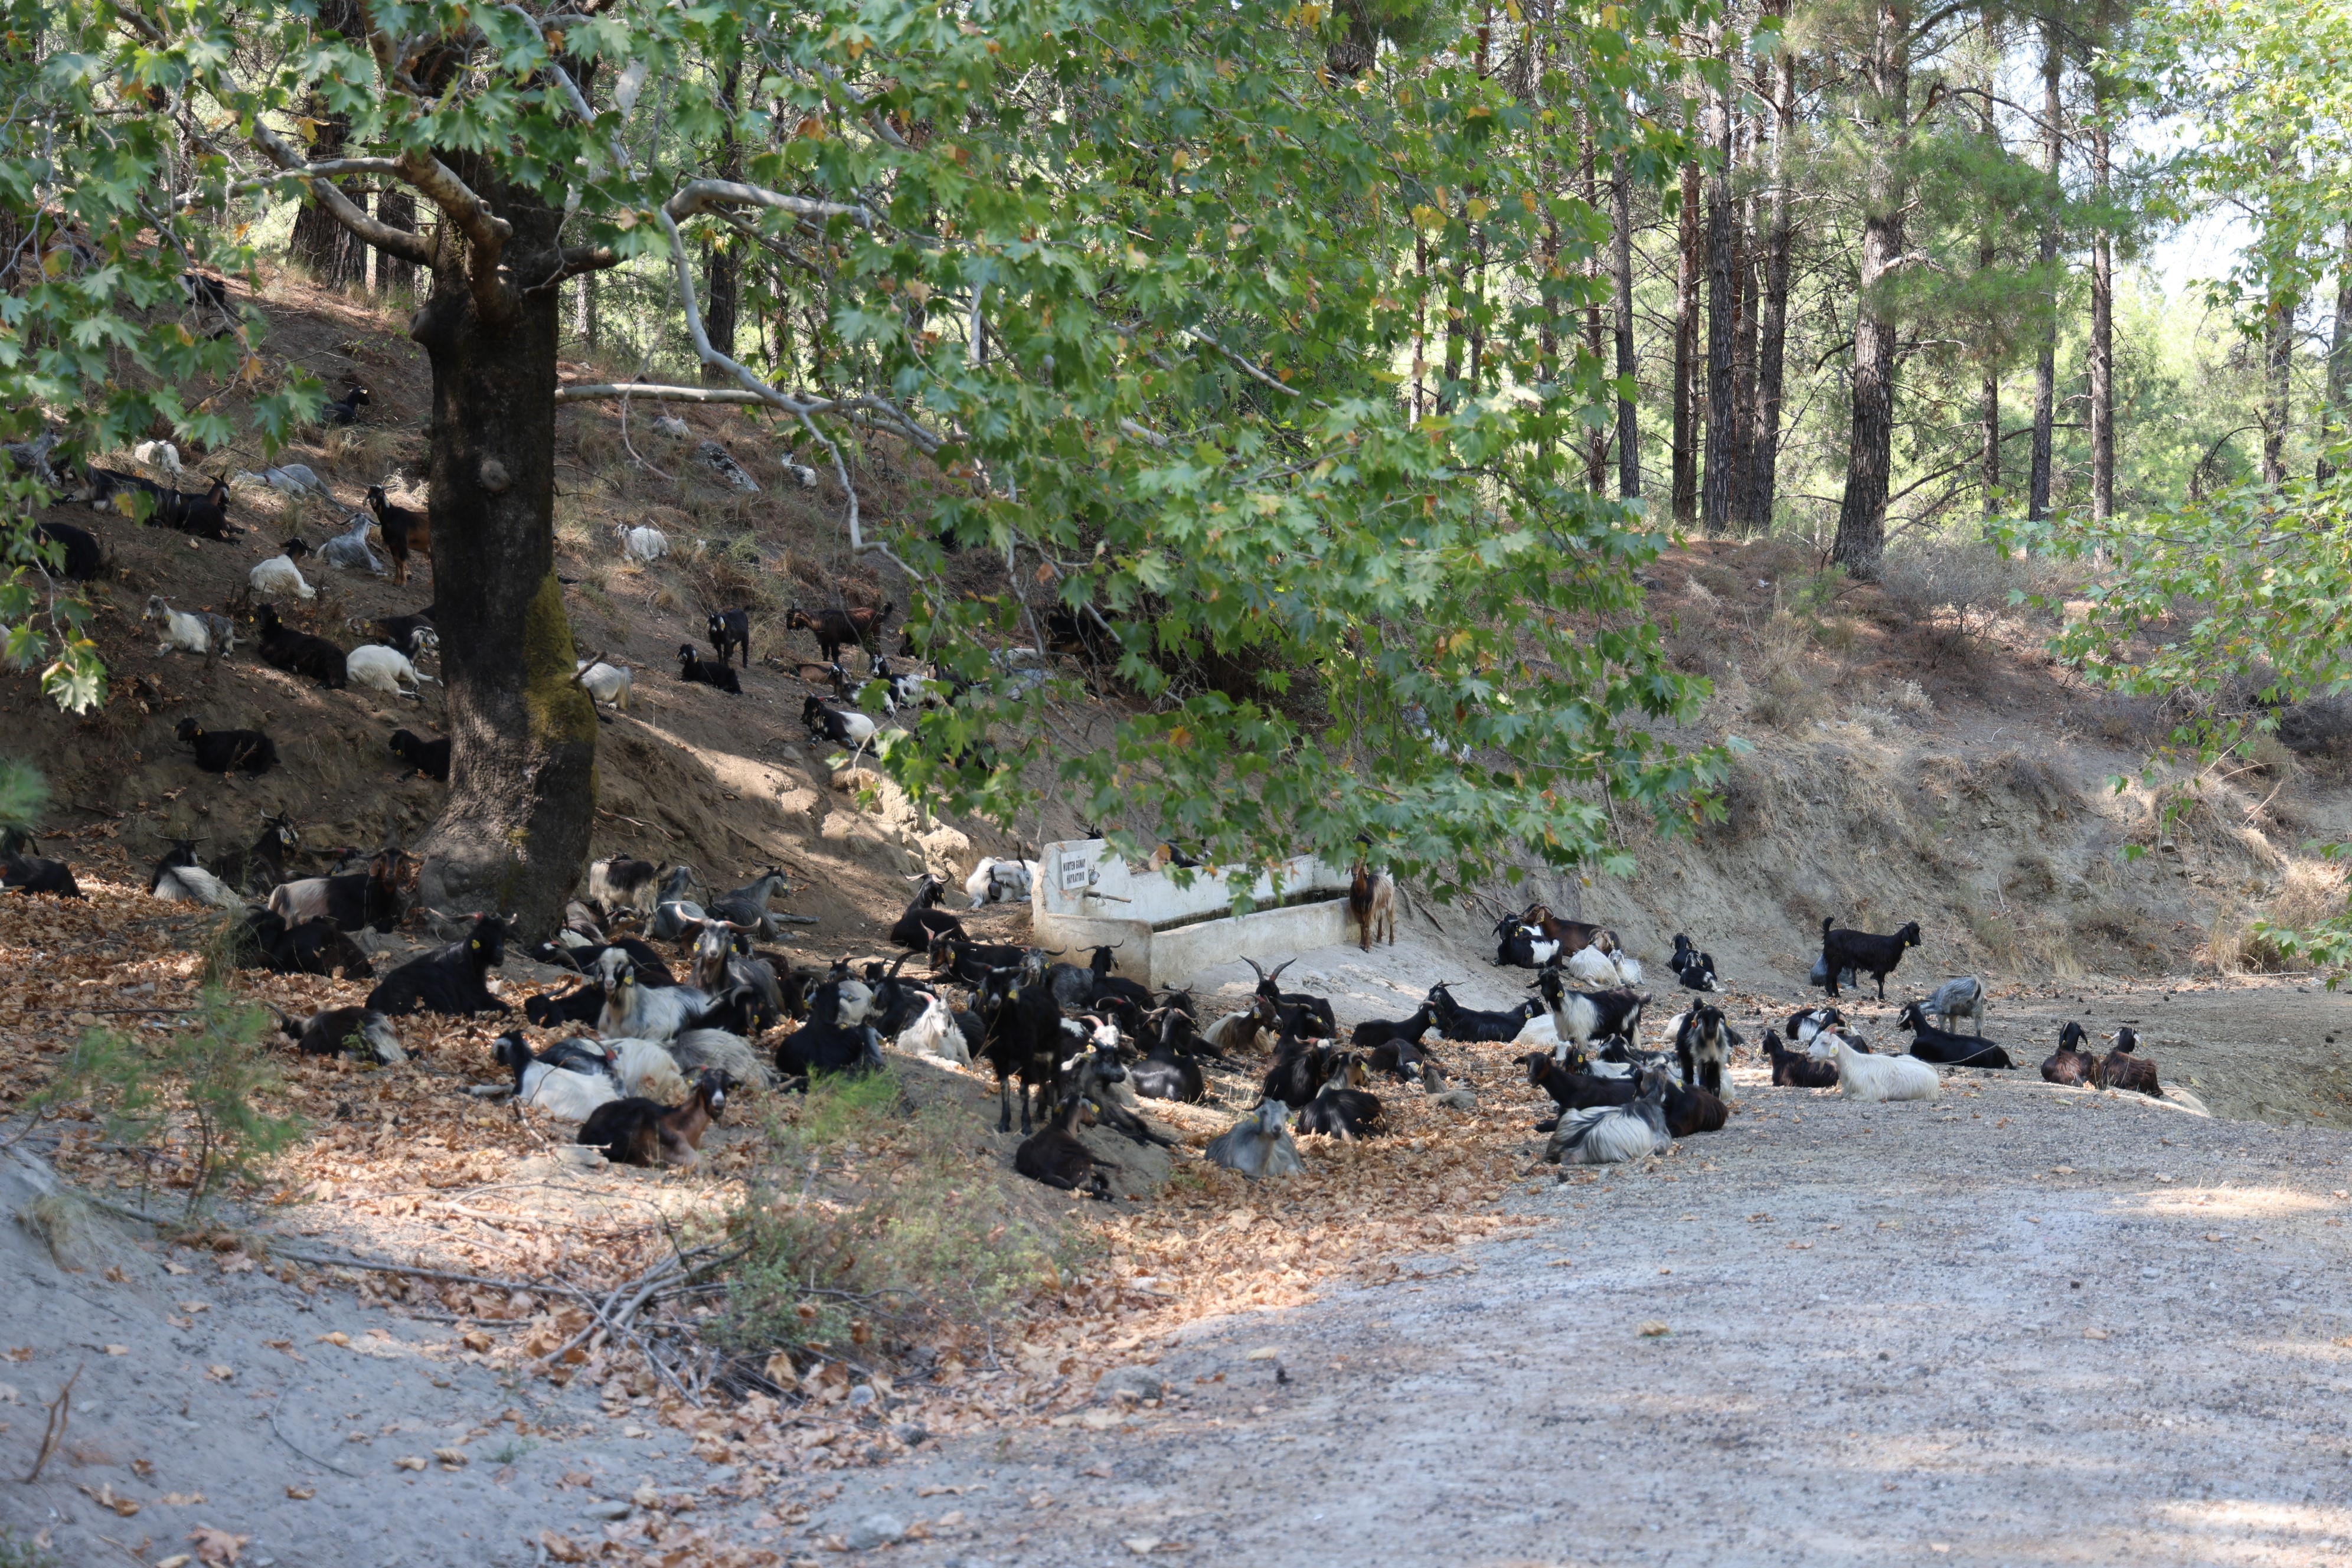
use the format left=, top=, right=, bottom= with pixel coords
left=269, top=1386, right=362, bottom=1477
left=24, top=1361, right=81, bottom=1482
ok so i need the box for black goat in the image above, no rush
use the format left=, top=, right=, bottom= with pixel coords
left=536, top=936, right=675, bottom=986
left=324, top=384, right=370, bottom=426
left=283, top=1005, right=402, bottom=1063
left=1244, top=957, right=1337, bottom=1040
left=2042, top=1021, right=2099, bottom=1087
left=155, top=478, right=233, bottom=540
left=1293, top=1054, right=1383, bottom=1139
left=1672, top=1005, right=1742, bottom=1095
left=707, top=608, right=750, bottom=669
left=174, top=717, right=277, bottom=776
left=972, top=966, right=1064, bottom=1133
left=525, top=983, right=607, bottom=1028
left=366, top=914, right=511, bottom=1017
left=388, top=729, right=450, bottom=781
left=1660, top=1077, right=1728, bottom=1138
left=365, top=485, right=429, bottom=586
left=1670, top=933, right=1719, bottom=992
left=30, top=521, right=101, bottom=580
left=678, top=643, right=742, bottom=693
left=1014, top=1042, right=1122, bottom=1199
left=1081, top=945, right=1157, bottom=1021
left=180, top=272, right=229, bottom=310
left=929, top=930, right=1025, bottom=986
left=889, top=874, right=965, bottom=950
left=366, top=610, right=438, bottom=658
left=237, top=906, right=373, bottom=978
left=254, top=605, right=347, bottom=689
left=1353, top=1004, right=1434, bottom=1056
left=0, top=851, right=81, bottom=897
left=2098, top=1026, right=2161, bottom=1097
left=773, top=978, right=884, bottom=1083
left=1894, top=1001, right=2013, bottom=1069
left=1427, top=980, right=1541, bottom=1043
left=1761, top=1029, right=1839, bottom=1088
left=578, top=1070, right=729, bottom=1169
left=786, top=601, right=893, bottom=664
left=1130, top=1030, right=1207, bottom=1103
left=213, top=811, right=299, bottom=896
left=1260, top=1038, right=1329, bottom=1109
left=1819, top=916, right=1922, bottom=1001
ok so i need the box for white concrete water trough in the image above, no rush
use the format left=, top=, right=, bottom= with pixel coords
left=1030, top=838, right=1364, bottom=989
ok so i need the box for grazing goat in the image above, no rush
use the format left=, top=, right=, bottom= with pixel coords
left=146, top=841, right=237, bottom=908
left=564, top=656, right=628, bottom=711
left=578, top=1070, right=729, bottom=1170
left=1534, top=969, right=1648, bottom=1058
left=285, top=1005, right=404, bottom=1064
left=237, top=906, right=371, bottom=978
left=963, top=855, right=1035, bottom=909
left=1922, top=975, right=1987, bottom=1035
left=1015, top=1043, right=1125, bottom=1198
left=1544, top=1069, right=1670, bottom=1165
left=324, top=384, right=370, bottom=426
left=30, top=521, right=101, bottom=581
left=315, top=512, right=386, bottom=574
left=388, top=729, right=449, bottom=780
left=254, top=605, right=347, bottom=688
left=615, top=521, right=669, bottom=562
left=1834, top=1035, right=1939, bottom=1102
left=1671, top=1005, right=1742, bottom=1095
left=1349, top=863, right=1397, bottom=950
left=680, top=643, right=742, bottom=694
left=706, top=608, right=750, bottom=669
left=249, top=553, right=315, bottom=600
left=1427, top=979, right=1543, bottom=1044
left=786, top=602, right=892, bottom=664
left=174, top=717, right=277, bottom=776
left=1670, top=933, right=1718, bottom=992
left=1762, top=1029, right=1840, bottom=1089
left=1204, top=1099, right=1305, bottom=1180
left=1894, top=1002, right=2013, bottom=1068
left=366, top=914, right=511, bottom=1017
left=2042, top=1021, right=2099, bottom=1087
left=494, top=1031, right=619, bottom=1122
left=145, top=595, right=231, bottom=659
left=2098, top=1026, right=2161, bottom=1097
left=1819, top=916, right=1922, bottom=1001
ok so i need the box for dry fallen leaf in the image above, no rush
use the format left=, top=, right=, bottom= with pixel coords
left=156, top=1557, right=193, bottom=1568
left=79, top=1482, right=139, bottom=1516
left=1243, top=1347, right=1279, bottom=1361
left=1123, top=1538, right=1163, bottom=1557
left=540, top=1531, right=589, bottom=1563
left=460, top=1331, right=494, bottom=1354
left=2083, top=1328, right=2111, bottom=1341
left=1638, top=1321, right=1670, bottom=1337
left=188, top=1525, right=248, bottom=1565
left=317, top=1332, right=351, bottom=1347
left=285, top=1485, right=315, bottom=1501
left=204, top=1365, right=234, bottom=1382
left=393, top=1456, right=427, bottom=1472
left=158, top=1492, right=205, bottom=1507
left=433, top=1447, right=468, bottom=1468
left=102, top=1345, right=129, bottom=1357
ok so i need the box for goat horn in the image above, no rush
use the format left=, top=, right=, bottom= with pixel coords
left=1268, top=959, right=1296, bottom=982
left=1242, top=958, right=1267, bottom=982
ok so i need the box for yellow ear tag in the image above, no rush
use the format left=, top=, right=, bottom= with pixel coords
left=471, top=940, right=480, bottom=949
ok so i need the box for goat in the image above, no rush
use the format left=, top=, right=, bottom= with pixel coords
left=1427, top=979, right=1541, bottom=1044
left=154, top=478, right=233, bottom=541
left=133, top=439, right=181, bottom=473
left=928, top=930, right=1026, bottom=986
left=1353, top=1003, right=1433, bottom=1056
left=670, top=1027, right=775, bottom=1090
left=1566, top=945, right=1638, bottom=988
left=1922, top=976, right=1987, bottom=1036
left=0, top=845, right=79, bottom=897
left=1534, top=969, right=1648, bottom=1057
left=1348, top=863, right=1397, bottom=950
left=801, top=695, right=876, bottom=750
left=1670, top=1005, right=1741, bottom=1095
left=1783, top=1006, right=1848, bottom=1051
left=574, top=658, right=632, bottom=711
left=236, top=463, right=334, bottom=501
left=1293, top=1053, right=1383, bottom=1139
left=597, top=957, right=716, bottom=1043
left=1204, top=1098, right=1305, bottom=1180
left=249, top=553, right=316, bottom=600
left=680, top=643, right=742, bottom=694
left=180, top=271, right=229, bottom=310
left=1260, top=1037, right=1329, bottom=1110
left=524, top=982, right=606, bottom=1029
left=577, top=1070, right=729, bottom=1170
left=963, top=855, right=1035, bottom=909
left=254, top=605, right=347, bottom=689
left=267, top=847, right=412, bottom=933
left=388, top=729, right=450, bottom=780
left=1669, top=933, right=1718, bottom=992
left=1819, top=916, right=1922, bottom=1001
left=236, top=906, right=371, bottom=978
left=1492, top=918, right=1561, bottom=969
left=1519, top=903, right=1616, bottom=955
left=706, top=608, right=750, bottom=669
left=1660, top=1075, right=1729, bottom=1138
left=1761, top=1029, right=1840, bottom=1089
left=615, top=521, right=669, bottom=562
left=896, top=993, right=971, bottom=1066
left=1544, top=1069, right=1670, bottom=1165
left=212, top=811, right=297, bottom=895
left=589, top=858, right=662, bottom=919
left=707, top=867, right=791, bottom=936
left=79, top=463, right=164, bottom=518
left=325, top=384, right=371, bottom=426
left=355, top=485, right=428, bottom=585
left=347, top=644, right=431, bottom=700
left=889, top=874, right=965, bottom=950
left=1200, top=993, right=1280, bottom=1056
left=1894, top=1002, right=2013, bottom=1068
left=145, top=595, right=230, bottom=658
left=1014, top=1043, right=1124, bottom=1198
left=773, top=978, right=884, bottom=1081
left=1131, top=1027, right=1207, bottom=1102
left=363, top=612, right=439, bottom=659
left=315, top=512, right=386, bottom=574
left=2042, top=1021, right=2099, bottom=1087
left=365, top=914, right=511, bottom=1017
left=146, top=841, right=237, bottom=908
left=173, top=717, right=277, bottom=776
left=494, top=1031, right=619, bottom=1122
left=786, top=602, right=892, bottom=664
left=1521, top=1051, right=1637, bottom=1131
left=30, top=521, right=102, bottom=581
left=1834, top=1035, right=1939, bottom=1102
left=1244, top=957, right=1338, bottom=1040
left=976, top=964, right=1073, bottom=1134
left=2097, top=1026, right=2161, bottom=1097
left=284, top=1005, right=404, bottom=1064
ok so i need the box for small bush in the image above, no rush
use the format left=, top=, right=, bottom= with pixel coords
left=1746, top=619, right=1830, bottom=731
left=1877, top=536, right=2023, bottom=646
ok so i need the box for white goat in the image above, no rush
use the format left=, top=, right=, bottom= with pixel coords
left=1544, top=1073, right=1670, bottom=1165
left=963, top=855, right=1037, bottom=909
left=249, top=553, right=316, bottom=600
left=316, top=512, right=386, bottom=574
left=783, top=461, right=818, bottom=488
left=671, top=1027, right=775, bottom=1089
left=1566, top=945, right=1629, bottom=988
left=616, top=522, right=669, bottom=562
left=344, top=643, right=430, bottom=700
left=896, top=994, right=969, bottom=1066
left=1834, top=1035, right=1939, bottom=1102
left=134, top=440, right=181, bottom=474
left=606, top=1037, right=688, bottom=1102
left=575, top=659, right=632, bottom=711
left=143, top=595, right=226, bottom=657
left=152, top=864, right=237, bottom=908
left=514, top=1056, right=622, bottom=1122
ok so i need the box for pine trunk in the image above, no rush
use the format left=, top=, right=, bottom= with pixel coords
left=1701, top=36, right=1738, bottom=536
left=1733, top=184, right=1760, bottom=531
left=2028, top=20, right=2062, bottom=521
left=1672, top=97, right=1701, bottom=525
left=1831, top=0, right=1912, bottom=577
left=1612, top=166, right=1641, bottom=499
left=2324, top=223, right=2352, bottom=484
left=1579, top=113, right=1608, bottom=492
left=703, top=63, right=743, bottom=381
left=2264, top=285, right=2295, bottom=485
left=2089, top=23, right=2114, bottom=519
left=408, top=181, right=600, bottom=938
left=1753, top=37, right=1795, bottom=531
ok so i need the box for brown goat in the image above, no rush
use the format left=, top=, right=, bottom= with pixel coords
left=1520, top=903, right=1615, bottom=956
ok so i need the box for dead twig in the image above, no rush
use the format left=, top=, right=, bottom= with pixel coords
left=25, top=1361, right=82, bottom=1482
left=269, top=1385, right=362, bottom=1477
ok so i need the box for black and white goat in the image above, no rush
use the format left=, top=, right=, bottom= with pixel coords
left=147, top=841, right=237, bottom=908
left=1761, top=1029, right=1839, bottom=1089
left=366, top=914, right=512, bottom=1017
left=493, top=1031, right=621, bottom=1122
left=1670, top=1005, right=1742, bottom=1095
left=283, top=1005, right=404, bottom=1064
left=588, top=857, right=662, bottom=920
left=1818, top=916, right=1922, bottom=1001
left=1670, top=933, right=1719, bottom=992
left=1544, top=1069, right=1670, bottom=1165
left=596, top=954, right=716, bottom=1043
left=1534, top=969, right=1648, bottom=1059
left=773, top=976, right=884, bottom=1082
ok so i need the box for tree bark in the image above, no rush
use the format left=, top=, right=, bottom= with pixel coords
left=1413, top=230, right=1429, bottom=422
left=2263, top=284, right=2295, bottom=486
left=407, top=177, right=600, bottom=937
left=2323, top=222, right=2352, bottom=484
left=2089, top=6, right=2114, bottom=520
left=1753, top=30, right=1794, bottom=531
left=702, top=63, right=743, bottom=382
left=2028, top=18, right=2062, bottom=521
left=1612, top=164, right=1641, bottom=500
left=1831, top=0, right=1912, bottom=577
left=1733, top=181, right=1760, bottom=530
left=288, top=104, right=368, bottom=287
left=1672, top=94, right=1702, bottom=527
left=377, top=190, right=417, bottom=292
left=1701, top=31, right=1738, bottom=536
left=1579, top=110, right=1608, bottom=492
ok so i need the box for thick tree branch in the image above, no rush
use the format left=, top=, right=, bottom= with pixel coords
left=664, top=178, right=874, bottom=230
left=175, top=156, right=406, bottom=211
left=250, top=122, right=435, bottom=264
left=554, top=383, right=773, bottom=404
